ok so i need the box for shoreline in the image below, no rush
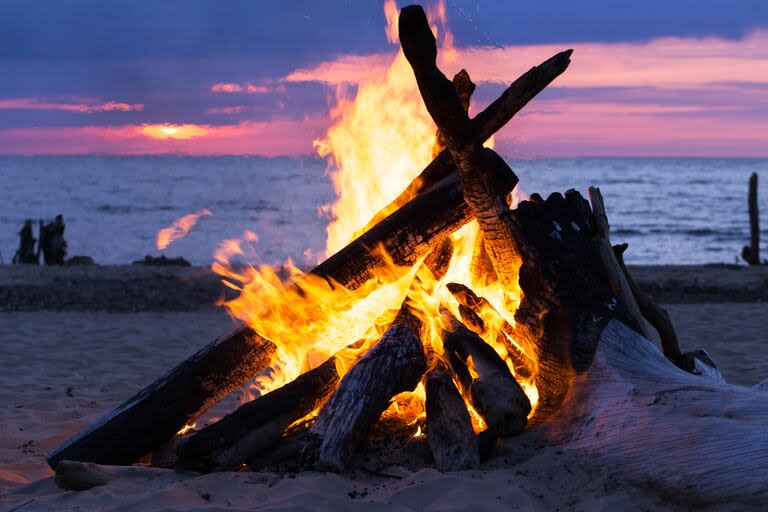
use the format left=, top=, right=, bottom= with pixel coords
left=1, top=263, right=767, bottom=311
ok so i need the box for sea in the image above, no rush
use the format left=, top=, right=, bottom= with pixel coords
left=1, top=155, right=765, bottom=266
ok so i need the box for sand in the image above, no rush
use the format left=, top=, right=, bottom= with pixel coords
left=1, top=265, right=767, bottom=511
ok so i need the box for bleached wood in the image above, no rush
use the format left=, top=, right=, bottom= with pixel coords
left=538, top=319, right=768, bottom=505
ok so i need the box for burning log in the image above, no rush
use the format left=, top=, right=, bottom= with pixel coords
left=47, top=325, right=276, bottom=469
left=440, top=309, right=530, bottom=436
left=310, top=304, right=427, bottom=471
left=175, top=356, right=340, bottom=473
left=446, top=282, right=534, bottom=380
left=425, top=364, right=480, bottom=470
left=358, top=49, right=571, bottom=234
left=399, top=5, right=557, bottom=304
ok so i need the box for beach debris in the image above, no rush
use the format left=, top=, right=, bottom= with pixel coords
left=39, top=214, right=68, bottom=265
left=132, top=255, right=192, bottom=267
left=12, top=220, right=38, bottom=265
left=742, top=172, right=762, bottom=265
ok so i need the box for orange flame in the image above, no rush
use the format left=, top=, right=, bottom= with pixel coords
left=213, top=1, right=538, bottom=431
left=156, top=209, right=212, bottom=250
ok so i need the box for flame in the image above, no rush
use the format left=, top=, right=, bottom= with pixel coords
left=177, top=422, right=196, bottom=436
left=213, top=1, right=538, bottom=435
left=156, top=209, right=212, bottom=250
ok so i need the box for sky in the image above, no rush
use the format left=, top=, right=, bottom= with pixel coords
left=1, top=0, right=767, bottom=157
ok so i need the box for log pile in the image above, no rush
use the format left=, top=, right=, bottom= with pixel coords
left=46, top=5, right=767, bottom=505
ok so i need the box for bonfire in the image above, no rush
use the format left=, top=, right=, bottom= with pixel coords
left=46, top=4, right=768, bottom=505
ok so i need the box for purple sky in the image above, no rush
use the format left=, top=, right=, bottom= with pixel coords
left=1, top=0, right=767, bottom=157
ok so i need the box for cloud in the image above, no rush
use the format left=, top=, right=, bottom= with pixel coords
left=0, top=117, right=328, bottom=156
left=283, top=30, right=768, bottom=89
left=211, top=82, right=270, bottom=94
left=0, top=97, right=144, bottom=113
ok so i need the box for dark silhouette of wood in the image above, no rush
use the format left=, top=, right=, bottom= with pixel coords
left=39, top=214, right=67, bottom=265
left=399, top=4, right=571, bottom=308
left=612, top=243, right=682, bottom=364
left=432, top=69, right=476, bottom=158
left=311, top=305, right=426, bottom=471
left=176, top=356, right=340, bottom=473
left=12, top=220, right=38, bottom=264
left=742, top=172, right=760, bottom=265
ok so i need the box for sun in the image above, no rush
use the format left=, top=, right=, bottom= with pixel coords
left=140, top=123, right=208, bottom=140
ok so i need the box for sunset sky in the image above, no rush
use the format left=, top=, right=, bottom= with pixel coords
left=1, top=0, right=767, bottom=157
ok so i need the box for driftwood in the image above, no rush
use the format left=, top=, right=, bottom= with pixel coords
left=47, top=324, right=276, bottom=469
left=12, top=220, right=38, bottom=264
left=425, top=364, right=480, bottom=470
left=613, top=242, right=724, bottom=381
left=742, top=172, right=761, bottom=265
left=47, top=151, right=516, bottom=470
left=587, top=187, right=651, bottom=339
left=175, top=357, right=340, bottom=473
left=502, top=190, right=768, bottom=504
left=358, top=49, right=571, bottom=234
left=310, top=305, right=427, bottom=471
left=440, top=309, right=530, bottom=436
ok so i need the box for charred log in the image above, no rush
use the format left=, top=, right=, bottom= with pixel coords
left=446, top=282, right=534, bottom=380
left=440, top=309, right=530, bottom=436
left=47, top=325, right=276, bottom=469
left=175, top=356, right=339, bottom=473
left=400, top=5, right=558, bottom=304
left=425, top=366, right=479, bottom=470
left=310, top=305, right=427, bottom=471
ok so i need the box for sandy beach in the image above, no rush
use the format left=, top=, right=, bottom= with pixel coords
left=1, top=264, right=767, bottom=511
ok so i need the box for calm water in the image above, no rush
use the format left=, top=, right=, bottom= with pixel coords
left=0, top=156, right=765, bottom=266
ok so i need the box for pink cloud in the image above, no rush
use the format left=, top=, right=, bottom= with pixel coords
left=0, top=118, right=328, bottom=156
left=211, top=82, right=270, bottom=94
left=207, top=106, right=250, bottom=115
left=283, top=30, right=768, bottom=89
left=0, top=97, right=144, bottom=113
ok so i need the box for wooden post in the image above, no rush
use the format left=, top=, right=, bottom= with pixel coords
left=742, top=172, right=760, bottom=265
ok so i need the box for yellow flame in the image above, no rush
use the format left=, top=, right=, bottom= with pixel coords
left=177, top=422, right=196, bottom=436
left=213, top=1, right=538, bottom=429
left=156, top=209, right=212, bottom=250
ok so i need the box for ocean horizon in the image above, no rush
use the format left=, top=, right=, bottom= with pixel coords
left=1, top=154, right=766, bottom=266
